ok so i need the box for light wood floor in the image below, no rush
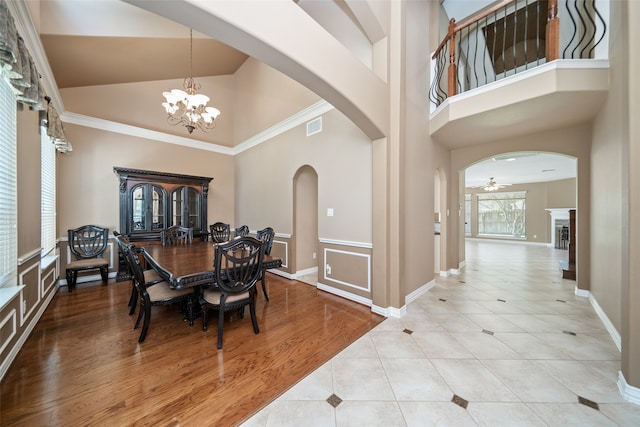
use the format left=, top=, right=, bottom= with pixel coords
left=1, top=273, right=384, bottom=426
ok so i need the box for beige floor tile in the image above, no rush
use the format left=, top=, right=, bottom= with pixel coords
left=466, top=402, right=547, bottom=426
left=493, top=332, right=574, bottom=359
left=381, top=358, right=452, bottom=401
left=398, top=402, right=477, bottom=427
left=527, top=403, right=620, bottom=426
left=412, top=332, right=474, bottom=359
left=599, top=403, right=640, bottom=426
left=264, top=400, right=335, bottom=427
left=369, top=331, right=425, bottom=359
left=430, top=359, right=521, bottom=402
left=332, top=358, right=396, bottom=401
left=335, top=401, right=406, bottom=427
left=481, top=359, right=576, bottom=402
left=535, top=360, right=628, bottom=403
left=451, top=332, right=523, bottom=359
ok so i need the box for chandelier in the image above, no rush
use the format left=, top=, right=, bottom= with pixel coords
left=162, top=29, right=220, bottom=134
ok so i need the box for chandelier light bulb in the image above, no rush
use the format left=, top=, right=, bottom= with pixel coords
left=162, top=29, right=220, bottom=134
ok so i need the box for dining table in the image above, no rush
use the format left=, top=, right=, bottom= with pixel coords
left=142, top=240, right=282, bottom=290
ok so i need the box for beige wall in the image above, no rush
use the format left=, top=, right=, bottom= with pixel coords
left=57, top=124, right=235, bottom=238
left=233, top=58, right=320, bottom=143
left=624, top=0, right=640, bottom=386
left=465, top=178, right=577, bottom=243
left=401, top=0, right=443, bottom=298
left=234, top=108, right=372, bottom=243
left=590, top=0, right=625, bottom=338
left=16, top=106, right=42, bottom=255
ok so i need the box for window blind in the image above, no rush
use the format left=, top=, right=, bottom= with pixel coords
left=41, top=126, right=56, bottom=257
left=0, top=78, right=17, bottom=288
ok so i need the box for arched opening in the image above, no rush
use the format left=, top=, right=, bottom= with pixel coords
left=293, top=165, right=319, bottom=284
left=462, top=151, right=578, bottom=276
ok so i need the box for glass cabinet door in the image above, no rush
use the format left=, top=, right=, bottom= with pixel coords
left=152, top=186, right=165, bottom=230
left=131, top=186, right=145, bottom=231
left=130, top=184, right=166, bottom=233
left=171, top=186, right=200, bottom=229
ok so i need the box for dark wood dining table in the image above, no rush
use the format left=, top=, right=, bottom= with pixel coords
left=142, top=240, right=282, bottom=290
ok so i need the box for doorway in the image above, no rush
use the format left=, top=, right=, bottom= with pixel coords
left=293, top=165, right=318, bottom=284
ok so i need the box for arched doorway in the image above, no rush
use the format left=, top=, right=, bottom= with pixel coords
left=293, top=165, right=319, bottom=284
left=462, top=151, right=578, bottom=275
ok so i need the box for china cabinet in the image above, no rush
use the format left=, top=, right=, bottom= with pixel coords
left=113, top=167, right=213, bottom=243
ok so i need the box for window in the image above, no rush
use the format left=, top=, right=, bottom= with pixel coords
left=477, top=191, right=526, bottom=238
left=0, top=78, right=17, bottom=288
left=41, top=125, right=56, bottom=257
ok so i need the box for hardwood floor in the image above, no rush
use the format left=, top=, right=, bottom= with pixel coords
left=1, top=274, right=384, bottom=426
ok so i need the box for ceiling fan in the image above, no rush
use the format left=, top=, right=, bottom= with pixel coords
left=475, top=177, right=512, bottom=192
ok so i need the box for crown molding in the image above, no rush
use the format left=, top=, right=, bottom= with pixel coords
left=61, top=100, right=334, bottom=156
left=61, top=112, right=235, bottom=155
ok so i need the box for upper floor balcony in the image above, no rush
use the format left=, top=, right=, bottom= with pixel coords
left=430, top=0, right=610, bottom=149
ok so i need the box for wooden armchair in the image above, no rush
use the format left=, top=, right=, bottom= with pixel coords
left=120, top=239, right=195, bottom=343
left=163, top=225, right=193, bottom=245
left=200, top=236, right=264, bottom=349
left=256, top=227, right=275, bottom=300
left=66, top=225, right=109, bottom=292
left=210, top=222, right=231, bottom=243
left=234, top=225, right=250, bottom=238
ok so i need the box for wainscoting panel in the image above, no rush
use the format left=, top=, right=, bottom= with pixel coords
left=318, top=240, right=372, bottom=302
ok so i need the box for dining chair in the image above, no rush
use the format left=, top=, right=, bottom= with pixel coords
left=164, top=225, right=193, bottom=245
left=114, top=233, right=163, bottom=316
left=120, top=239, right=195, bottom=343
left=209, top=222, right=231, bottom=243
left=255, top=227, right=275, bottom=300
left=65, top=225, right=110, bottom=292
left=234, top=225, right=250, bottom=238
left=200, top=236, right=264, bottom=349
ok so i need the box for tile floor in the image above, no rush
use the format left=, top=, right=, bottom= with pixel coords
left=241, top=239, right=640, bottom=426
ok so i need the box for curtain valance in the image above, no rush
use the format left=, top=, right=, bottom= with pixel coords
left=0, top=0, right=44, bottom=109
left=1, top=0, right=71, bottom=152
left=45, top=97, right=72, bottom=153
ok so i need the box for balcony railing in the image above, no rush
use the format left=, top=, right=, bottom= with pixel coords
left=429, top=0, right=608, bottom=110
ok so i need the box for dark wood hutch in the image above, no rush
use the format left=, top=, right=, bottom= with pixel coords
left=113, top=167, right=213, bottom=280
left=114, top=167, right=213, bottom=242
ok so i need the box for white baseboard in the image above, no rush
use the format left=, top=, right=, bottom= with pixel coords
left=575, top=286, right=590, bottom=298
left=371, top=303, right=406, bottom=318
left=589, top=292, right=622, bottom=351
left=405, top=280, right=435, bottom=305
left=317, top=283, right=372, bottom=307
left=618, top=371, right=640, bottom=404
left=294, top=266, right=318, bottom=278
left=268, top=269, right=296, bottom=280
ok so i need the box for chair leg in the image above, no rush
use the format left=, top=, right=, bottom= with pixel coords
left=99, top=265, right=109, bottom=284
left=66, top=270, right=76, bottom=292
left=202, top=307, right=209, bottom=331
left=139, top=302, right=151, bottom=343
left=249, top=301, right=260, bottom=334
left=128, top=284, right=137, bottom=315
left=134, top=301, right=144, bottom=329
left=261, top=274, right=269, bottom=301
left=217, top=306, right=225, bottom=349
